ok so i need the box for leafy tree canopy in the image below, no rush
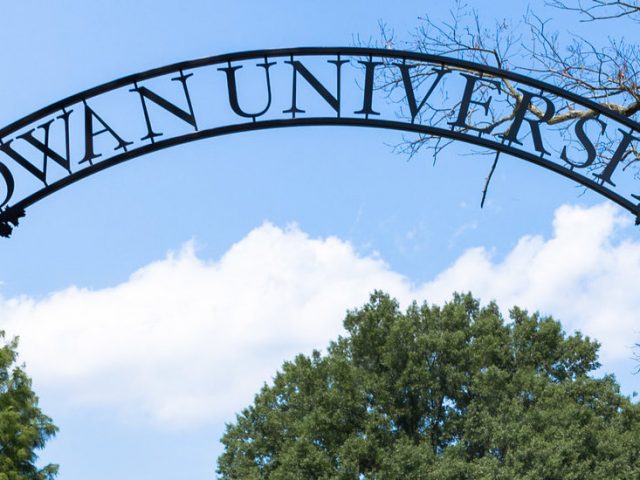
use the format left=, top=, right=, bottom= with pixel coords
left=217, top=292, right=640, bottom=479
left=0, top=331, right=58, bottom=480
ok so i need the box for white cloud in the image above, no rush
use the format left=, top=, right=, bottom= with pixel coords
left=0, top=204, right=638, bottom=427
left=419, top=203, right=639, bottom=366
left=0, top=224, right=409, bottom=426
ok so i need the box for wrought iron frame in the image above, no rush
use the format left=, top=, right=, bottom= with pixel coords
left=1, top=47, right=639, bottom=236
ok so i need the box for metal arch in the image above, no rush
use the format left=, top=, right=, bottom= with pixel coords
left=1, top=47, right=639, bottom=237
left=8, top=117, right=638, bottom=215
left=3, top=47, right=640, bottom=137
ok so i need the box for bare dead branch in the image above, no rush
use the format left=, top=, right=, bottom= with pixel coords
left=481, top=152, right=500, bottom=208
left=377, top=0, right=640, bottom=176
left=547, top=0, right=640, bottom=22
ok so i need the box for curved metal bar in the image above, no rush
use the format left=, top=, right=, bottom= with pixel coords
left=4, top=117, right=637, bottom=216
left=0, top=47, right=639, bottom=236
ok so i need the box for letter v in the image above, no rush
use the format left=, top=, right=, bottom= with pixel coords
left=394, top=64, right=450, bottom=123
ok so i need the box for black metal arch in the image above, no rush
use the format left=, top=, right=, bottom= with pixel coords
left=1, top=47, right=639, bottom=237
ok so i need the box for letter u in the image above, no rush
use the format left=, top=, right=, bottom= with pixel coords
left=219, top=60, right=276, bottom=120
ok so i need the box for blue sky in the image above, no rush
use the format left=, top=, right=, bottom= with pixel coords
left=0, top=1, right=639, bottom=479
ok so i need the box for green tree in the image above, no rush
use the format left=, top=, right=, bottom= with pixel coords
left=0, top=331, right=58, bottom=480
left=217, top=292, right=640, bottom=479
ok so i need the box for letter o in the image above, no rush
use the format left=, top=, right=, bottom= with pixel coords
left=0, top=162, right=15, bottom=208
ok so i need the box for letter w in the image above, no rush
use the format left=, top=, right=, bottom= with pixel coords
left=0, top=110, right=72, bottom=185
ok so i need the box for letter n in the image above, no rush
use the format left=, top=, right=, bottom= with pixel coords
left=283, top=59, right=349, bottom=117
left=130, top=71, right=198, bottom=142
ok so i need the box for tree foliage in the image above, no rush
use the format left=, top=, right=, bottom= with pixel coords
left=217, top=292, right=640, bottom=479
left=0, top=331, right=58, bottom=480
